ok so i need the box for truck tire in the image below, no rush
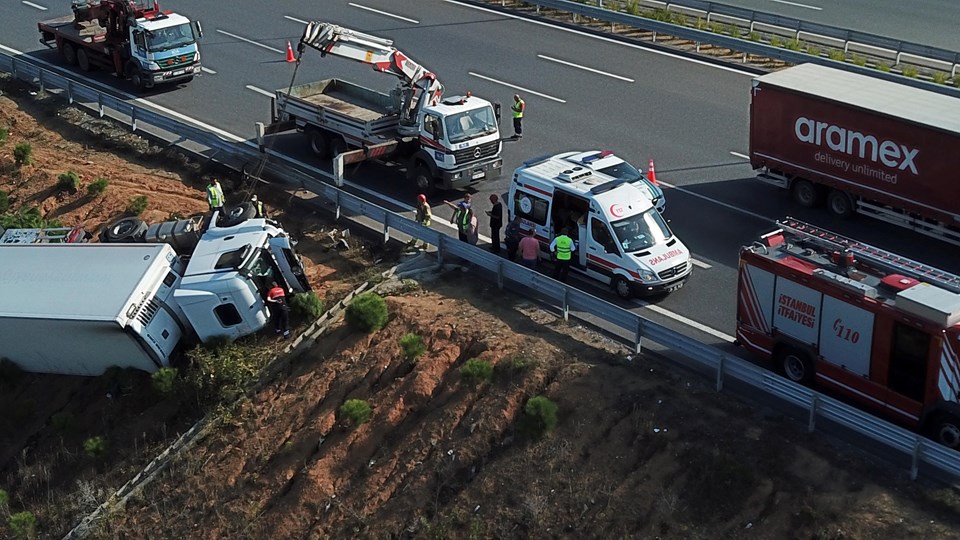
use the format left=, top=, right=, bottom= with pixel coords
left=613, top=276, right=633, bottom=299
left=102, top=217, right=147, bottom=243
left=926, top=413, right=960, bottom=450
left=775, top=346, right=814, bottom=386
left=826, top=189, right=855, bottom=218
left=60, top=42, right=77, bottom=66
left=412, top=164, right=436, bottom=196
left=308, top=130, right=330, bottom=159
left=125, top=62, right=148, bottom=92
left=790, top=179, right=822, bottom=208
left=220, top=202, right=256, bottom=227
left=76, top=48, right=93, bottom=72
left=328, top=136, right=347, bottom=158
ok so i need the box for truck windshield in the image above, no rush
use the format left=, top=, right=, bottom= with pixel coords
left=611, top=209, right=671, bottom=252
left=444, top=106, right=498, bottom=144
left=147, top=23, right=195, bottom=52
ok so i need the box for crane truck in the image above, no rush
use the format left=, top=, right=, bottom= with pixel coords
left=0, top=205, right=310, bottom=377
left=259, top=22, right=503, bottom=193
left=38, top=0, right=202, bottom=91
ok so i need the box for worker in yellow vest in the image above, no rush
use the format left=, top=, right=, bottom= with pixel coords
left=550, top=228, right=576, bottom=283
left=511, top=94, right=525, bottom=139
left=206, top=179, right=225, bottom=214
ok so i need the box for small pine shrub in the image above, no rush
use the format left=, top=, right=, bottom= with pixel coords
left=289, top=291, right=324, bottom=320
left=709, top=21, right=723, bottom=34
left=850, top=55, right=867, bottom=66
left=494, top=356, right=533, bottom=382
left=695, top=17, right=707, bottom=30
left=900, top=65, right=918, bottom=78
left=339, top=399, right=372, bottom=428
left=83, top=436, right=108, bottom=458
left=399, top=333, right=426, bottom=362
left=806, top=45, right=821, bottom=57
left=954, top=77, right=960, bottom=88
left=151, top=367, right=178, bottom=396
left=828, top=49, right=845, bottom=61
left=51, top=411, right=77, bottom=433
left=0, top=127, right=8, bottom=144
left=57, top=171, right=80, bottom=193
left=0, top=190, right=9, bottom=214
left=747, top=31, right=760, bottom=42
left=728, top=24, right=742, bottom=39
left=785, top=38, right=802, bottom=51
left=87, top=177, right=109, bottom=196
left=126, top=195, right=148, bottom=216
left=460, top=358, right=493, bottom=386
left=185, top=341, right=268, bottom=404
left=13, top=143, right=32, bottom=166
left=345, top=292, right=388, bottom=333
left=931, top=71, right=948, bottom=84
left=876, top=61, right=891, bottom=72
left=521, top=395, right=558, bottom=439
left=8, top=511, right=37, bottom=540
left=769, top=35, right=783, bottom=48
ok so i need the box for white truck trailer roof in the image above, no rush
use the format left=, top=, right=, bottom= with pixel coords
left=0, top=243, right=177, bottom=322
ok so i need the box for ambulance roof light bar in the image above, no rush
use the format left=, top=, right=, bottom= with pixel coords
left=580, top=150, right=614, bottom=164
left=777, top=217, right=960, bottom=294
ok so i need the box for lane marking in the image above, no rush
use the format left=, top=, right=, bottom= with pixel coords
left=201, top=67, right=217, bottom=74
left=0, top=42, right=737, bottom=344
left=769, top=0, right=822, bottom=10
left=216, top=29, right=284, bottom=54
left=660, top=180, right=771, bottom=222
left=348, top=3, right=420, bottom=24
left=468, top=72, right=566, bottom=103
left=537, top=54, right=634, bottom=82
left=22, top=1, right=47, bottom=10
left=691, top=259, right=712, bottom=269
left=245, top=84, right=275, bottom=98
left=443, top=0, right=755, bottom=77
left=639, top=302, right=736, bottom=342
left=284, top=15, right=309, bottom=25
left=729, top=151, right=749, bottom=160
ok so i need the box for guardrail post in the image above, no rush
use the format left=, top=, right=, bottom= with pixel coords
left=807, top=394, right=819, bottom=432
left=130, top=105, right=137, bottom=132
left=382, top=215, right=390, bottom=245
left=910, top=439, right=922, bottom=481
left=67, top=80, right=73, bottom=104
left=334, top=190, right=341, bottom=221
left=333, top=153, right=345, bottom=187
left=634, top=318, right=642, bottom=355
left=715, top=354, right=724, bottom=391
left=98, top=93, right=104, bottom=118
left=38, top=70, right=44, bottom=93
left=496, top=260, right=504, bottom=290
left=562, top=287, right=569, bottom=322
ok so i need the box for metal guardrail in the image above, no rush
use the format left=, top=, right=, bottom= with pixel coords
left=3, top=51, right=959, bottom=484
left=490, top=0, right=960, bottom=99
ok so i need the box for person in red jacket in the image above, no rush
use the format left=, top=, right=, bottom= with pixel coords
left=266, top=281, right=290, bottom=338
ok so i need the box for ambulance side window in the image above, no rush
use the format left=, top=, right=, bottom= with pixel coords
left=513, top=192, right=549, bottom=226
left=591, top=218, right=619, bottom=255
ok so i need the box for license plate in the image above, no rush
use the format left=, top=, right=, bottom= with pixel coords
left=471, top=170, right=485, bottom=179
left=172, top=70, right=185, bottom=76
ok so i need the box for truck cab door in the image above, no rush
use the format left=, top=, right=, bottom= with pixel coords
left=130, top=28, right=148, bottom=63
left=267, top=237, right=311, bottom=293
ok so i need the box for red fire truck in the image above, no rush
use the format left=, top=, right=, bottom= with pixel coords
left=736, top=218, right=960, bottom=448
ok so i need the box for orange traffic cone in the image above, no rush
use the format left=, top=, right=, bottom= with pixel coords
left=647, top=158, right=658, bottom=185
left=285, top=41, right=296, bottom=63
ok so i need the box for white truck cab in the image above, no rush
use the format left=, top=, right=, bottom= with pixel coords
left=509, top=155, right=692, bottom=298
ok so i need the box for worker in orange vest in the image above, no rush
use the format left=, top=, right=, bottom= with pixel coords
left=266, top=281, right=290, bottom=338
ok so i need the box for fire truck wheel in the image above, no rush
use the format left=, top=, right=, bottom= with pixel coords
left=60, top=42, right=77, bottom=66
left=613, top=276, right=633, bottom=299
left=308, top=129, right=330, bottom=159
left=776, top=346, right=814, bottom=385
left=790, top=180, right=822, bottom=208
left=929, top=414, right=960, bottom=449
left=826, top=189, right=855, bottom=218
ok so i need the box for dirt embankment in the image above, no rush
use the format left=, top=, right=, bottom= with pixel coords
left=2, top=77, right=960, bottom=540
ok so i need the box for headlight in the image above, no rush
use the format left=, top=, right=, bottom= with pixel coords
left=639, top=270, right=656, bottom=282
left=143, top=61, right=161, bottom=71
left=452, top=172, right=461, bottom=180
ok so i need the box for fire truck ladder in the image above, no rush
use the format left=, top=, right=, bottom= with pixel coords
left=777, top=217, right=960, bottom=294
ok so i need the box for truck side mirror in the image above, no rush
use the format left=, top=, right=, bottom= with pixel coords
left=493, top=102, right=501, bottom=125
left=194, top=21, right=203, bottom=39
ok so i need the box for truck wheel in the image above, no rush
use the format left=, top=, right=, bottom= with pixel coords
left=613, top=276, right=633, bottom=299
left=826, top=189, right=855, bottom=218
left=790, top=180, right=822, bottom=208
left=76, top=48, right=93, bottom=72
left=927, top=413, right=960, bottom=450
left=220, top=202, right=256, bottom=227
left=775, top=346, right=814, bottom=385
left=412, top=165, right=436, bottom=196
left=125, top=62, right=148, bottom=92
left=308, top=130, right=330, bottom=159
left=328, top=136, right=347, bottom=158
left=60, top=42, right=77, bottom=66
left=102, top=217, right=147, bottom=243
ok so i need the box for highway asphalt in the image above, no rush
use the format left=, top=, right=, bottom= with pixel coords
left=4, top=0, right=958, bottom=350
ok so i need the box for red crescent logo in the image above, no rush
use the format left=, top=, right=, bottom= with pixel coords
left=609, top=204, right=624, bottom=218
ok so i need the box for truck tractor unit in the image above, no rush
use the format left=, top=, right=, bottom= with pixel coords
left=0, top=206, right=309, bottom=376
left=262, top=22, right=502, bottom=193
left=39, top=0, right=202, bottom=91
left=737, top=218, right=960, bottom=448
left=509, top=154, right=691, bottom=298
left=750, top=63, right=960, bottom=246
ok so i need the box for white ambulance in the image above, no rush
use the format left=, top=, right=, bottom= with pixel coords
left=508, top=154, right=692, bottom=298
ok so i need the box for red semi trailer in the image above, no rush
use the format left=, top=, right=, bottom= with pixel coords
left=750, top=63, right=960, bottom=245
